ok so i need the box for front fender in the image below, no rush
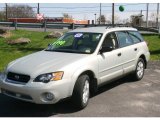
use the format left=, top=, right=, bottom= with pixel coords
left=68, top=65, right=98, bottom=96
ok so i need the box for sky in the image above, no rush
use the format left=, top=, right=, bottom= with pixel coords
left=0, top=3, right=159, bottom=23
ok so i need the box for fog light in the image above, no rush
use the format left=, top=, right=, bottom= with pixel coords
left=45, top=92, right=54, bottom=101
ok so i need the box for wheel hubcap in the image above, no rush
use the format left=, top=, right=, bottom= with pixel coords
left=137, top=61, right=144, bottom=78
left=83, top=80, right=89, bottom=104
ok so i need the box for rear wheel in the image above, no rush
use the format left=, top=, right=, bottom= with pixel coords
left=133, top=58, right=145, bottom=81
left=72, top=74, right=90, bottom=109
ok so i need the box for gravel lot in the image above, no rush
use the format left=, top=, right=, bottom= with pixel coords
left=0, top=61, right=160, bottom=117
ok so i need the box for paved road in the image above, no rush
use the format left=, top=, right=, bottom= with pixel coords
left=0, top=61, right=160, bottom=117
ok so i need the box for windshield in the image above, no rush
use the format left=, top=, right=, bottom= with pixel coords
left=45, top=32, right=102, bottom=54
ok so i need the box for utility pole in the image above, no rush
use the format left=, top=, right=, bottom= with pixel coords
left=5, top=3, right=8, bottom=21
left=156, top=3, right=159, bottom=28
left=140, top=10, right=143, bottom=27
left=99, top=3, right=101, bottom=24
left=37, top=3, right=40, bottom=14
left=112, top=3, right=115, bottom=27
left=146, top=3, right=149, bottom=28
left=140, top=10, right=143, bottom=16
left=94, top=13, right=97, bottom=24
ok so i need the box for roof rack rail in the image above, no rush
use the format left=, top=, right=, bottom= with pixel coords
left=106, top=24, right=131, bottom=29
left=115, top=24, right=130, bottom=27
left=106, top=26, right=114, bottom=29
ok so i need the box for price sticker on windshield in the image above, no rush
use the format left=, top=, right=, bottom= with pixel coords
left=74, top=33, right=83, bottom=38
left=52, top=40, right=66, bottom=46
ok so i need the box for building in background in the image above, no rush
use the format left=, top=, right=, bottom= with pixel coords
left=8, top=17, right=89, bottom=24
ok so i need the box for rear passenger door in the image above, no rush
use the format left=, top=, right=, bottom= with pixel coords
left=116, top=31, right=137, bottom=74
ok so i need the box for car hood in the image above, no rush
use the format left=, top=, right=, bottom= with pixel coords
left=7, top=51, right=89, bottom=78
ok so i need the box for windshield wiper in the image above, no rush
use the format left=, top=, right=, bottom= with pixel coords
left=45, top=49, right=90, bottom=54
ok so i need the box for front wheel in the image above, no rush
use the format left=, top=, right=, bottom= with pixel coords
left=72, top=75, right=90, bottom=109
left=133, top=58, right=145, bottom=81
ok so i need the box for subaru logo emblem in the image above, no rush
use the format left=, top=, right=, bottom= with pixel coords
left=15, top=75, right=19, bottom=80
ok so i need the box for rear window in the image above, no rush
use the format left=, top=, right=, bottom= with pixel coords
left=128, top=31, right=144, bottom=43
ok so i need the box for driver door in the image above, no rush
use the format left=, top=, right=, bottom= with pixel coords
left=97, top=32, right=123, bottom=84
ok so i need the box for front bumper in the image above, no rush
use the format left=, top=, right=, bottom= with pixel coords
left=0, top=78, right=71, bottom=104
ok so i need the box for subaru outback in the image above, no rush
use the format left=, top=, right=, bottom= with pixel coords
left=0, top=27, right=150, bottom=109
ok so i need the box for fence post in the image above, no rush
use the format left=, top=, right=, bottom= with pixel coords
left=92, top=20, right=94, bottom=25
left=44, top=19, right=47, bottom=32
left=158, top=25, right=160, bottom=38
left=71, top=23, right=74, bottom=30
left=14, top=19, right=17, bottom=30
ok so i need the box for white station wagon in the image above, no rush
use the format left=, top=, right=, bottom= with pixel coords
left=0, top=27, right=150, bottom=109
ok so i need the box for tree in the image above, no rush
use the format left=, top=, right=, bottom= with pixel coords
left=122, top=18, right=130, bottom=25
left=8, top=5, right=35, bottom=18
left=130, top=14, right=144, bottom=26
left=114, top=15, right=120, bottom=24
left=105, top=20, right=111, bottom=24
left=108, top=14, right=120, bottom=24
left=0, top=11, right=5, bottom=21
left=0, top=4, right=35, bottom=20
left=150, top=12, right=156, bottom=22
left=62, top=13, right=72, bottom=19
left=97, top=15, right=106, bottom=24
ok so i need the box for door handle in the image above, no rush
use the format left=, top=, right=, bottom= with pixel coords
left=117, top=53, right=121, bottom=56
left=134, top=48, right=137, bottom=51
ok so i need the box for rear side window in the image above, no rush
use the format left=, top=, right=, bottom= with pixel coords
left=116, top=31, right=133, bottom=47
left=128, top=31, right=144, bottom=43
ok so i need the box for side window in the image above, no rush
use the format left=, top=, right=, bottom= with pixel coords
left=102, top=32, right=118, bottom=49
left=128, top=31, right=144, bottom=43
left=116, top=31, right=133, bottom=47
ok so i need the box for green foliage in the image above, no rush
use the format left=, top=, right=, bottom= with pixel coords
left=0, top=30, right=56, bottom=71
left=143, top=35, right=160, bottom=60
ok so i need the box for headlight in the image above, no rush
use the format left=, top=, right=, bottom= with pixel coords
left=34, top=71, right=64, bottom=83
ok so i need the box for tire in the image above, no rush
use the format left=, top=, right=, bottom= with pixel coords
left=133, top=58, right=145, bottom=81
left=72, top=74, right=90, bottom=109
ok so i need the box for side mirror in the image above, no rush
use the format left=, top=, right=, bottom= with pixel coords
left=48, top=43, right=52, bottom=47
left=99, top=46, right=113, bottom=54
left=47, top=44, right=53, bottom=49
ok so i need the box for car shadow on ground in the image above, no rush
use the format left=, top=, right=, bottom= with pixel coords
left=0, top=75, right=137, bottom=117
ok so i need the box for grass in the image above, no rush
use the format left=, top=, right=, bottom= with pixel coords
left=0, top=30, right=56, bottom=71
left=143, top=35, right=160, bottom=60
left=0, top=30, right=160, bottom=71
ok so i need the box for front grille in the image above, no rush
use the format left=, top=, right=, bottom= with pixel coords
left=1, top=89, right=33, bottom=101
left=7, top=72, right=30, bottom=84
